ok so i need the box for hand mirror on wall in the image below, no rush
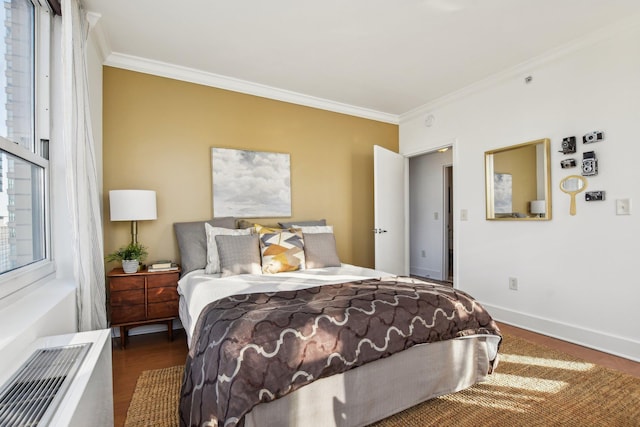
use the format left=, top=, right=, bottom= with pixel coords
left=559, top=175, right=588, bottom=216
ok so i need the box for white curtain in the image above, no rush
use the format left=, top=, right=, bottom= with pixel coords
left=61, top=0, right=107, bottom=331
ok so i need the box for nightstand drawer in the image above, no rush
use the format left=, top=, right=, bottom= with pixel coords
left=148, top=300, right=178, bottom=319
left=110, top=275, right=145, bottom=291
left=147, top=272, right=180, bottom=288
left=148, top=286, right=178, bottom=303
left=110, top=289, right=145, bottom=306
left=111, top=304, right=145, bottom=324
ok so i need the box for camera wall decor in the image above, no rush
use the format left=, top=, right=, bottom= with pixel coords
left=559, top=136, right=576, bottom=154
left=558, top=130, right=606, bottom=210
left=582, top=151, right=598, bottom=176
left=558, top=131, right=604, bottom=174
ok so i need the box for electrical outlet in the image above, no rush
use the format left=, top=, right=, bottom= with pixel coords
left=509, top=277, right=518, bottom=291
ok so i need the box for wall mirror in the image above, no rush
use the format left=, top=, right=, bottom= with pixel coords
left=485, top=138, right=552, bottom=220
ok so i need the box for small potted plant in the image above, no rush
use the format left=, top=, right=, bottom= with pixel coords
left=106, top=242, right=148, bottom=273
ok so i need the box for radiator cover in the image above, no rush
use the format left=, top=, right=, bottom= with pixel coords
left=0, top=344, right=91, bottom=427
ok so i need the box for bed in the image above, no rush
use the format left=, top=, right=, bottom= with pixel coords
left=174, top=219, right=502, bottom=427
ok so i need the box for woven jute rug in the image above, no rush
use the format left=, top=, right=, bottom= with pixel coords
left=125, top=334, right=640, bottom=426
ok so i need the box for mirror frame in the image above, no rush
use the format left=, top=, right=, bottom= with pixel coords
left=485, top=138, right=552, bottom=221
left=559, top=175, right=588, bottom=216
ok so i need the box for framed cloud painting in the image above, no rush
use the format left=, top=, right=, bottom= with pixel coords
left=212, top=148, right=292, bottom=217
left=493, top=172, right=513, bottom=214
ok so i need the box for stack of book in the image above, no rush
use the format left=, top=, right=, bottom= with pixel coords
left=147, top=260, right=179, bottom=272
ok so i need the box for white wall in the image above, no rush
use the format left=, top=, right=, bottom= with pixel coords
left=400, top=22, right=640, bottom=361
left=409, top=150, right=452, bottom=279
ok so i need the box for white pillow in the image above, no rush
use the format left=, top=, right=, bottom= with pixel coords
left=204, top=223, right=252, bottom=274
left=292, top=225, right=333, bottom=234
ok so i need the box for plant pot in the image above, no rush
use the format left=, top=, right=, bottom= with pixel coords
left=122, top=259, right=139, bottom=274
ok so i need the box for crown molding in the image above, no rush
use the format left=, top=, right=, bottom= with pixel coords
left=400, top=13, right=640, bottom=123
left=103, top=53, right=399, bottom=125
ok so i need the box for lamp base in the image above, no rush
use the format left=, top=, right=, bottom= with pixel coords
left=131, top=220, right=138, bottom=245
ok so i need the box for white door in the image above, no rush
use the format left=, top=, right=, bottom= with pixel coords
left=374, top=145, right=406, bottom=275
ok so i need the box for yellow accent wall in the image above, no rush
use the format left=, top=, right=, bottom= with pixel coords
left=103, top=67, right=398, bottom=269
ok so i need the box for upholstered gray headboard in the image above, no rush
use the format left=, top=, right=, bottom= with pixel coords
left=174, top=217, right=328, bottom=276
left=173, top=217, right=236, bottom=275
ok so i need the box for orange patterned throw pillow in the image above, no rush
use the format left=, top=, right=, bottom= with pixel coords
left=255, top=224, right=306, bottom=273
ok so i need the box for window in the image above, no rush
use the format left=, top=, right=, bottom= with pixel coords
left=1, top=0, right=35, bottom=150
left=0, top=0, right=51, bottom=293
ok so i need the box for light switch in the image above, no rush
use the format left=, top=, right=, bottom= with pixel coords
left=434, top=212, right=439, bottom=220
left=616, top=199, right=631, bottom=215
left=461, top=209, right=468, bottom=221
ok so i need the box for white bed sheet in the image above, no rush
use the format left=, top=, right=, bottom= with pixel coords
left=177, top=263, right=388, bottom=346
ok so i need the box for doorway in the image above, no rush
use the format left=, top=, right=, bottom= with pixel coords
left=408, top=148, right=453, bottom=283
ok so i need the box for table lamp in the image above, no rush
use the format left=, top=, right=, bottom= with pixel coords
left=109, top=190, right=157, bottom=244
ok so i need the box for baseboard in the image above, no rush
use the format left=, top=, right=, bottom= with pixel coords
left=483, top=303, right=640, bottom=363
left=410, top=267, right=442, bottom=280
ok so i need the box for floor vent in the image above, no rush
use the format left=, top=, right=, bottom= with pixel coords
left=0, top=343, right=91, bottom=427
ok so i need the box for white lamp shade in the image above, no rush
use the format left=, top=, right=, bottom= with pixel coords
left=530, top=200, right=546, bottom=215
left=109, top=190, right=157, bottom=221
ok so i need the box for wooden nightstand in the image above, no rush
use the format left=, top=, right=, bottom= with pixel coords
left=107, top=267, right=181, bottom=349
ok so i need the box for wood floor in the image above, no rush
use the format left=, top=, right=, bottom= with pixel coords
left=111, top=323, right=640, bottom=427
left=111, top=330, right=188, bottom=427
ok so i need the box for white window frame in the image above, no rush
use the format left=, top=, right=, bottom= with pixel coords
left=0, top=1, right=54, bottom=301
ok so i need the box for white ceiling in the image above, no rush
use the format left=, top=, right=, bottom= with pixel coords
left=81, top=0, right=640, bottom=120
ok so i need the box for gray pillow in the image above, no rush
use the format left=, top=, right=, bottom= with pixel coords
left=303, top=232, right=340, bottom=268
left=215, top=234, right=262, bottom=277
left=174, top=217, right=236, bottom=275
left=278, top=219, right=326, bottom=228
